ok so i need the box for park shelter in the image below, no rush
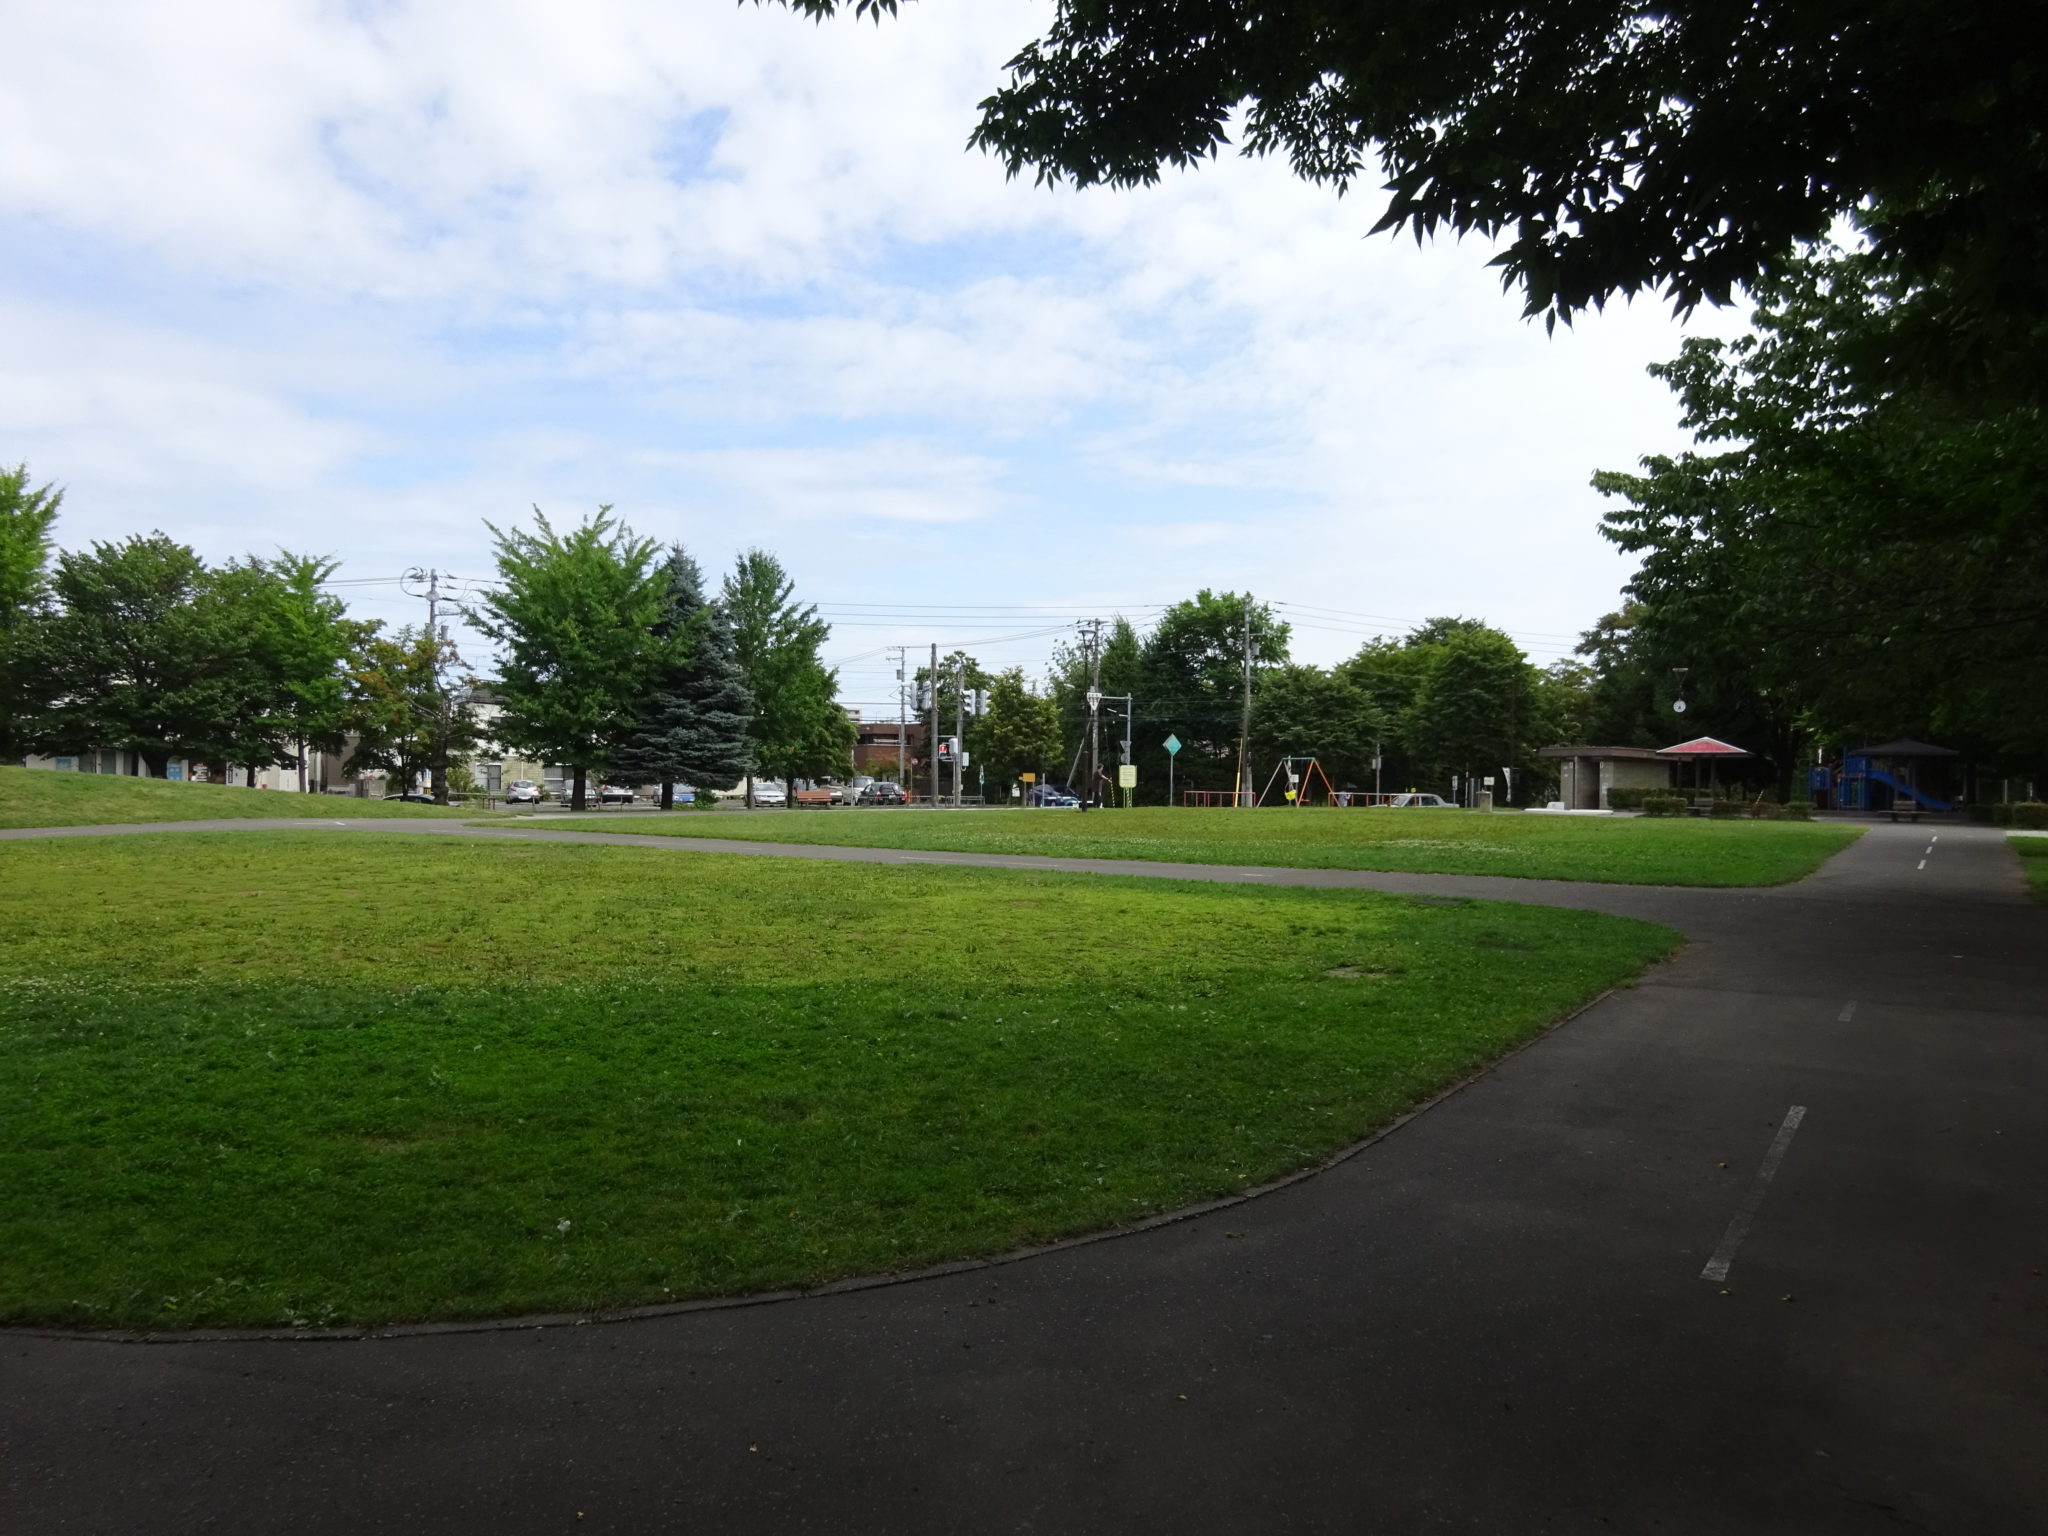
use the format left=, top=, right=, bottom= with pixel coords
left=1537, top=745, right=1674, bottom=810
left=1660, top=736, right=1752, bottom=796
left=1834, top=738, right=1958, bottom=813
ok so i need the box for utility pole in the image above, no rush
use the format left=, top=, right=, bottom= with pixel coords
left=888, top=645, right=907, bottom=786
left=1236, top=595, right=1253, bottom=808
left=928, top=641, right=940, bottom=807
left=953, top=652, right=965, bottom=808
left=403, top=567, right=452, bottom=803
left=1083, top=619, right=1104, bottom=811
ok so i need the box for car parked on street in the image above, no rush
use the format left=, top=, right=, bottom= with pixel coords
left=856, top=781, right=908, bottom=805
left=382, top=792, right=439, bottom=804
left=504, top=779, right=543, bottom=805
left=1379, top=793, right=1456, bottom=808
left=596, top=783, right=636, bottom=805
left=1027, top=785, right=1080, bottom=807
left=747, top=781, right=787, bottom=807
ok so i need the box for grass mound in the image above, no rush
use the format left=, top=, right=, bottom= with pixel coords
left=0, top=764, right=474, bottom=829
left=571, top=805, right=1862, bottom=887
left=0, top=833, right=1675, bottom=1327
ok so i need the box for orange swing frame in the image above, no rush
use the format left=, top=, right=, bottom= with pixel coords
left=1255, top=756, right=1338, bottom=808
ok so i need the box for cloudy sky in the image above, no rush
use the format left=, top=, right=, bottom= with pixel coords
left=2, top=0, right=1741, bottom=716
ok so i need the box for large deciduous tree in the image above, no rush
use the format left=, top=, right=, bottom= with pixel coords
left=17, top=534, right=228, bottom=777
left=1247, top=665, right=1382, bottom=792
left=474, top=509, right=667, bottom=811
left=781, top=1, right=2048, bottom=387
left=0, top=463, right=62, bottom=764
left=1595, top=246, right=2048, bottom=776
left=1137, top=591, right=1288, bottom=796
left=721, top=549, right=851, bottom=806
left=607, top=546, right=754, bottom=808
left=971, top=667, right=1065, bottom=795
left=345, top=626, right=484, bottom=797
left=1401, top=627, right=1540, bottom=798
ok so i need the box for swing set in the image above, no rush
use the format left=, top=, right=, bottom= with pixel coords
left=1255, top=756, right=1338, bottom=807
left=1179, top=756, right=1408, bottom=807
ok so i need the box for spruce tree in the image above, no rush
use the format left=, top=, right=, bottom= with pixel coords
left=610, top=546, right=753, bottom=808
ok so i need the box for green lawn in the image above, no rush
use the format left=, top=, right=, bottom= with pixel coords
left=0, top=763, right=478, bottom=829
left=0, top=832, right=1675, bottom=1328
left=2014, top=833, right=2048, bottom=900
left=548, top=805, right=1863, bottom=887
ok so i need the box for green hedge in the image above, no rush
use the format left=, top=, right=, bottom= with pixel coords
left=1604, top=786, right=1673, bottom=810
left=1640, top=794, right=1688, bottom=817
left=2015, top=801, right=2048, bottom=830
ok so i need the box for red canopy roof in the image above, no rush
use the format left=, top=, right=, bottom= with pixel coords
left=1658, top=736, right=1752, bottom=758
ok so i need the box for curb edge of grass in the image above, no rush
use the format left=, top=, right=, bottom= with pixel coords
left=5, top=965, right=1662, bottom=1347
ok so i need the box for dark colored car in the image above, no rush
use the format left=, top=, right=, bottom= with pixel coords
left=857, top=782, right=908, bottom=805
left=382, top=792, right=440, bottom=804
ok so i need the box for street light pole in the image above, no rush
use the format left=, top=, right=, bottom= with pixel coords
left=953, top=653, right=965, bottom=809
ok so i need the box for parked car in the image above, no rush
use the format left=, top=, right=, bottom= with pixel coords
left=596, top=783, right=636, bottom=805
left=504, top=779, right=543, bottom=805
left=382, top=792, right=439, bottom=804
left=662, top=783, right=697, bottom=805
left=748, top=781, right=787, bottom=807
left=1379, top=793, right=1456, bottom=808
left=856, top=781, right=908, bottom=806
left=1027, top=785, right=1079, bottom=807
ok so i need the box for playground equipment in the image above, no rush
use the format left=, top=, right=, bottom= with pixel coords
left=1829, top=739, right=1958, bottom=816
left=1254, top=756, right=1337, bottom=808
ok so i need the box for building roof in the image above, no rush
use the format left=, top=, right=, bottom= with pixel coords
left=1847, top=738, right=1958, bottom=758
left=1658, top=736, right=1752, bottom=758
left=1536, top=744, right=1669, bottom=761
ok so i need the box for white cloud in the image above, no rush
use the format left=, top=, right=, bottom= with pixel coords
left=0, top=0, right=1744, bottom=686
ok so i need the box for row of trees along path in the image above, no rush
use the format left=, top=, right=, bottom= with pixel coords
left=474, top=511, right=849, bottom=812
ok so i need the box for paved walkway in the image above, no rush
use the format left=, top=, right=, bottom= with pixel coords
left=3, top=820, right=2044, bottom=1532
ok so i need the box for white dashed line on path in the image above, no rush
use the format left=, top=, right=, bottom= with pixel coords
left=1702, top=1106, right=1808, bottom=1284
left=1837, top=1001, right=1857, bottom=1023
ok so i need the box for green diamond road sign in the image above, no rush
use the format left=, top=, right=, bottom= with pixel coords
left=1163, top=734, right=1182, bottom=756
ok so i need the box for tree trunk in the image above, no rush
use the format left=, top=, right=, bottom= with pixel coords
left=660, top=781, right=674, bottom=811
left=572, top=765, right=588, bottom=812
left=745, top=772, right=755, bottom=810
left=138, top=747, right=168, bottom=779
left=786, top=773, right=796, bottom=809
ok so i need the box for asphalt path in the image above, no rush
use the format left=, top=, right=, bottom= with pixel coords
left=3, top=818, right=2044, bottom=1533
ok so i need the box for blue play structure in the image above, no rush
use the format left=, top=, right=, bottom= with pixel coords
left=1831, top=740, right=1958, bottom=813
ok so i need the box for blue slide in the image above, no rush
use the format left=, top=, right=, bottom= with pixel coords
left=1868, top=765, right=1951, bottom=811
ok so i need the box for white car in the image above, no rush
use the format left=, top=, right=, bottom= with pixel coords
left=504, top=779, right=543, bottom=805
left=748, top=781, right=787, bottom=806
left=1381, top=793, right=1456, bottom=808
left=596, top=783, right=636, bottom=805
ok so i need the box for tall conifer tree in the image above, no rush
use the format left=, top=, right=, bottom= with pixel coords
left=609, top=546, right=753, bottom=807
